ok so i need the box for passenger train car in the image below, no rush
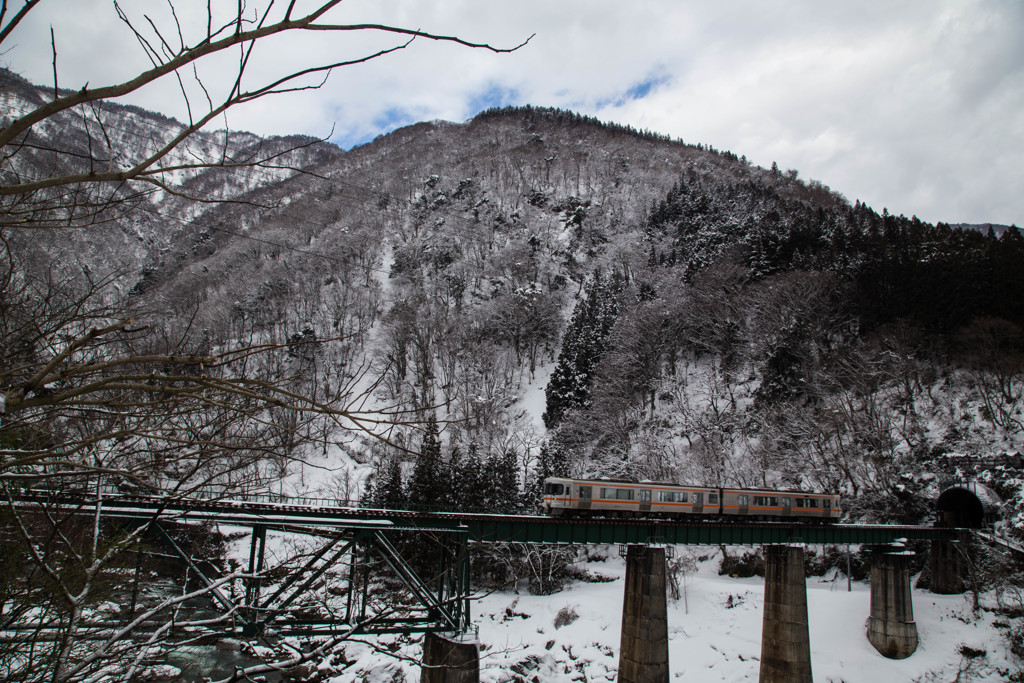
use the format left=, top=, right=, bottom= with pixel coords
left=541, top=477, right=841, bottom=521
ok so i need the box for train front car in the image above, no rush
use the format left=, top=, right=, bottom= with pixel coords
left=823, top=493, right=842, bottom=520
left=541, top=477, right=576, bottom=516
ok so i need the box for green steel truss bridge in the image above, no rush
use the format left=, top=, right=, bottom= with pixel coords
left=9, top=491, right=959, bottom=638
left=78, top=492, right=957, bottom=546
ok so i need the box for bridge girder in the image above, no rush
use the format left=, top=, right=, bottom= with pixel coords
left=7, top=491, right=962, bottom=641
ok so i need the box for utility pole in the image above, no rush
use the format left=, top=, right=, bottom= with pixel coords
left=847, top=545, right=852, bottom=592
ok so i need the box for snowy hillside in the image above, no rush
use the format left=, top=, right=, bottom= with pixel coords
left=4, top=68, right=1024, bottom=682
left=8, top=77, right=1023, bottom=532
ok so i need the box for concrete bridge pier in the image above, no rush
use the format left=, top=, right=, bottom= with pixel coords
left=759, top=544, right=812, bottom=683
left=867, top=550, right=919, bottom=659
left=618, top=544, right=669, bottom=683
left=931, top=484, right=992, bottom=594
left=930, top=531, right=970, bottom=594
left=421, top=632, right=480, bottom=683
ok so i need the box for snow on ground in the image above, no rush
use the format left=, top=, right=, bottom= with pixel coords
left=328, top=549, right=1020, bottom=682
left=512, top=355, right=556, bottom=435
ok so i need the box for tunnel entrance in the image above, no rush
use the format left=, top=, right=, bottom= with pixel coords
left=931, top=484, right=1000, bottom=594
left=935, top=486, right=991, bottom=528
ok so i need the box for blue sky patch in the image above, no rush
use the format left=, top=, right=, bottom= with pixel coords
left=596, top=73, right=671, bottom=109
left=332, top=107, right=419, bottom=150
left=465, top=84, right=520, bottom=118
left=625, top=75, right=669, bottom=100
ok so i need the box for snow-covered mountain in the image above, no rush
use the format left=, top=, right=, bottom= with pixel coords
left=0, top=67, right=341, bottom=278
left=5, top=68, right=1024, bottom=683
left=4, top=70, right=1024, bottom=531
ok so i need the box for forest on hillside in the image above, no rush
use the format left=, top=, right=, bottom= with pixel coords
left=336, top=112, right=1024, bottom=533
left=4, top=57, right=1024, bottom=680
left=5, top=91, right=1024, bottom=531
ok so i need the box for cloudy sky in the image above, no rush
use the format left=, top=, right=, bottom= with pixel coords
left=5, top=0, right=1022, bottom=226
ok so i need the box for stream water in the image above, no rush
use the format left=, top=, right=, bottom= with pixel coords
left=163, top=642, right=283, bottom=683
left=122, top=577, right=288, bottom=682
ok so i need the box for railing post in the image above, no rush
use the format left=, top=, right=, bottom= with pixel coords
left=446, top=529, right=472, bottom=631
left=245, top=524, right=267, bottom=627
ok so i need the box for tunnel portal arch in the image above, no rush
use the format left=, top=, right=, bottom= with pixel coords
left=935, top=485, right=999, bottom=528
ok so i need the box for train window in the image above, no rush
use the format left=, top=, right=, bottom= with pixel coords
left=618, top=488, right=634, bottom=500
left=770, top=497, right=778, bottom=506
left=753, top=496, right=766, bottom=506
left=809, top=499, right=818, bottom=508
left=680, top=492, right=688, bottom=502
left=738, top=495, right=748, bottom=506
left=544, top=483, right=564, bottom=495
left=709, top=493, right=719, bottom=504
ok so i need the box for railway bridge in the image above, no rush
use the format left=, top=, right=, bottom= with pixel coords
left=10, top=491, right=976, bottom=682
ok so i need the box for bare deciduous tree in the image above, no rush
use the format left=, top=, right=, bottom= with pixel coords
left=959, top=317, right=1024, bottom=431
left=1, top=0, right=530, bottom=230
left=0, top=3, right=529, bottom=680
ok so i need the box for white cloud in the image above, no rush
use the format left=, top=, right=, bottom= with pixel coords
left=3, top=0, right=1021, bottom=225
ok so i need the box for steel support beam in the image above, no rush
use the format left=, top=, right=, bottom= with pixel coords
left=259, top=536, right=356, bottom=619
left=245, top=524, right=267, bottom=624
left=154, top=523, right=247, bottom=627
left=371, top=530, right=466, bottom=633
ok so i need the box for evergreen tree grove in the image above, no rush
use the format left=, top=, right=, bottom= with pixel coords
left=408, top=414, right=444, bottom=510
left=542, top=270, right=623, bottom=428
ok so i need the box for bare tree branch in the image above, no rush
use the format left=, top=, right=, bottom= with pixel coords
left=0, top=4, right=533, bottom=679
left=1, top=2, right=531, bottom=230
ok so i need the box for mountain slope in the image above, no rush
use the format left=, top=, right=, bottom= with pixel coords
left=4, top=73, right=1023, bottom=534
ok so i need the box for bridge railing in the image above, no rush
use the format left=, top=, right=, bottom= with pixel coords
left=87, top=484, right=529, bottom=516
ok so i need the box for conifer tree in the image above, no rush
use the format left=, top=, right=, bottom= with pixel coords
left=484, top=449, right=522, bottom=512
left=371, top=454, right=405, bottom=510
left=444, top=444, right=463, bottom=510
left=408, top=414, right=444, bottom=510
left=460, top=443, right=486, bottom=511
left=543, top=270, right=622, bottom=428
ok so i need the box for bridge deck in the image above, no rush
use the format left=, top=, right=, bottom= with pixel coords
left=27, top=494, right=959, bottom=546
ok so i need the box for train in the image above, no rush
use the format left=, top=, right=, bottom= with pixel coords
left=541, top=477, right=841, bottom=521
